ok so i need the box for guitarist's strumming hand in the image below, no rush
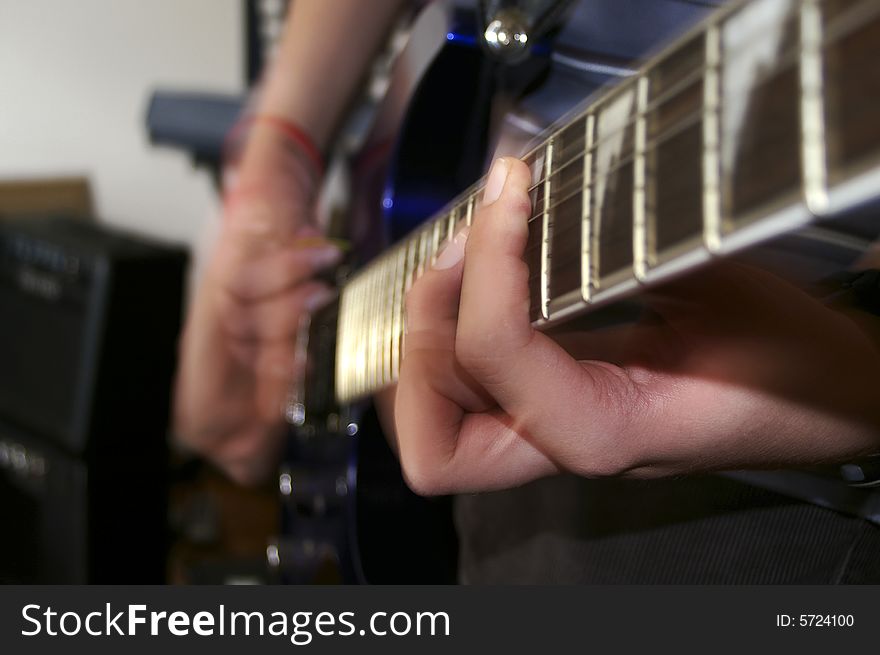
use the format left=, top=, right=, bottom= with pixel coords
left=173, top=0, right=408, bottom=485
left=174, top=127, right=340, bottom=485
left=395, top=157, right=880, bottom=495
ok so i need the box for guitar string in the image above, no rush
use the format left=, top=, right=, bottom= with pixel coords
left=341, top=0, right=869, bottom=369
left=353, top=0, right=854, bottom=284
left=471, top=2, right=861, bottom=220
left=518, top=0, right=875, bottom=192
left=338, top=3, right=880, bottom=398
left=521, top=104, right=694, bottom=231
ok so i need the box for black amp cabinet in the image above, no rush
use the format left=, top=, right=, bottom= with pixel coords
left=0, top=215, right=188, bottom=583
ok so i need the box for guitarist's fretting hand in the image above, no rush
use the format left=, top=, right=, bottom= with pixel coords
left=395, top=157, right=880, bottom=495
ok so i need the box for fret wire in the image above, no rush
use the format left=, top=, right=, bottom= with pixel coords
left=354, top=276, right=366, bottom=397
left=345, top=282, right=356, bottom=400
left=346, top=280, right=360, bottom=396
left=371, top=261, right=381, bottom=390
left=347, top=277, right=356, bottom=398
left=422, top=227, right=432, bottom=270
left=391, top=245, right=406, bottom=380
left=336, top=288, right=345, bottom=401
left=336, top=286, right=345, bottom=400
left=373, top=264, right=383, bottom=390
left=799, top=0, right=828, bottom=214
left=413, top=229, right=425, bottom=282
left=405, top=234, right=417, bottom=292
left=528, top=225, right=636, bottom=282
left=437, top=215, right=445, bottom=245
left=431, top=216, right=443, bottom=265
left=335, top=285, right=349, bottom=401
left=348, top=280, right=359, bottom=398
left=465, top=194, right=475, bottom=226
left=529, top=129, right=635, bottom=193
left=380, top=254, right=392, bottom=385
left=402, top=243, right=412, bottom=355
left=425, top=221, right=435, bottom=265
left=526, top=136, right=587, bottom=193
left=580, top=110, right=594, bottom=302
left=392, top=245, right=405, bottom=379
left=374, top=263, right=385, bottom=388
left=528, top=178, right=595, bottom=224
left=400, top=236, right=418, bottom=367
left=540, top=141, right=554, bottom=320
left=520, top=139, right=554, bottom=179
left=357, top=271, right=368, bottom=397
left=339, top=283, right=348, bottom=400
left=361, top=270, right=370, bottom=395
left=367, top=266, right=379, bottom=391
left=703, top=22, right=722, bottom=252
left=373, top=256, right=388, bottom=386
left=359, top=274, right=368, bottom=397
left=634, top=75, right=649, bottom=281
left=378, top=259, right=390, bottom=386
left=528, top=147, right=636, bottom=220
left=348, top=283, right=356, bottom=399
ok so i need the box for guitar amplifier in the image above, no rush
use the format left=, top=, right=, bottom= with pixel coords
left=0, top=215, right=188, bottom=582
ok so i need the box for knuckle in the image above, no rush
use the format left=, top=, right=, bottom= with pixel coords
left=571, top=365, right=651, bottom=477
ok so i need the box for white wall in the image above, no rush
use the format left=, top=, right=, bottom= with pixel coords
left=0, top=0, right=243, bottom=247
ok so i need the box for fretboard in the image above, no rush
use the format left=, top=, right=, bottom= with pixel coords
left=335, top=0, right=880, bottom=404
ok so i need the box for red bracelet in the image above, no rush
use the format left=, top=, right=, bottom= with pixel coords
left=223, top=114, right=325, bottom=178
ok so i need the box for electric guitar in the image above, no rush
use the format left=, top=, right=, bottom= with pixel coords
left=270, top=0, right=880, bottom=583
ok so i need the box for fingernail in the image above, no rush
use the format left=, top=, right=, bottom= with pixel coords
left=433, top=227, right=469, bottom=270
left=305, top=289, right=334, bottom=312
left=482, top=158, right=509, bottom=206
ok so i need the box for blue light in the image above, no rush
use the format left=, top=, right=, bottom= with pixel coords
left=446, top=32, right=454, bottom=41
left=382, top=196, right=394, bottom=210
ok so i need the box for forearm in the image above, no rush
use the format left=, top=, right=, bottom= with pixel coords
left=252, top=0, right=409, bottom=151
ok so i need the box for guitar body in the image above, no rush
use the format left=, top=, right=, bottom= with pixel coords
left=272, top=2, right=553, bottom=584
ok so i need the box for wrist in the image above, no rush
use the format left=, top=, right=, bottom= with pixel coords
left=225, top=114, right=324, bottom=182
left=224, top=121, right=320, bottom=212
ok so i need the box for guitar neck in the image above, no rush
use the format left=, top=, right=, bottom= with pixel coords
left=335, top=0, right=880, bottom=404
